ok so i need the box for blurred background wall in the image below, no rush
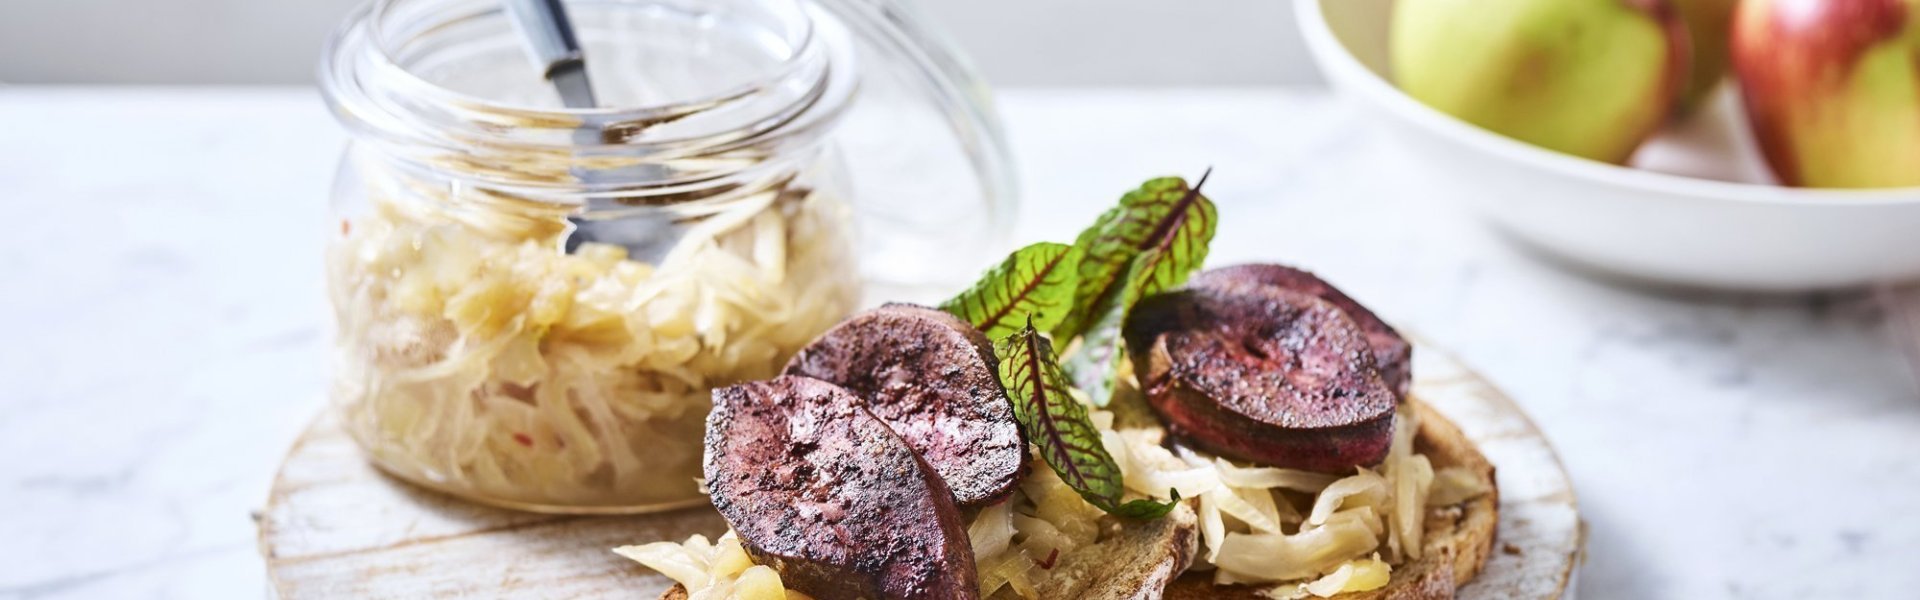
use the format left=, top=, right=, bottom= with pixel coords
left=0, top=0, right=1319, bottom=86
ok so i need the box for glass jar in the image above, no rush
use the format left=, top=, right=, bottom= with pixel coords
left=320, top=0, right=1015, bottom=513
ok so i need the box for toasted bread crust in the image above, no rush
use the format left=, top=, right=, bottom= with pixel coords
left=1163, top=397, right=1498, bottom=600
left=1407, top=398, right=1498, bottom=587
left=667, top=506, right=1199, bottom=600
left=985, top=502, right=1199, bottom=600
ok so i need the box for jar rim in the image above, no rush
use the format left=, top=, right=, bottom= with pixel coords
left=319, top=0, right=856, bottom=190
left=361, top=0, right=818, bottom=119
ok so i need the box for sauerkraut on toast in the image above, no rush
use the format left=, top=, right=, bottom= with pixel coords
left=627, top=390, right=1494, bottom=600
left=617, top=176, right=1499, bottom=599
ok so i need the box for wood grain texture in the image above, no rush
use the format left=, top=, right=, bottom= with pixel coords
left=257, top=343, right=1581, bottom=599
left=1407, top=347, right=1585, bottom=600
left=256, top=411, right=725, bottom=599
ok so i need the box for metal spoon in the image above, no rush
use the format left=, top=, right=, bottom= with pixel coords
left=502, top=0, right=597, bottom=109
left=503, top=0, right=681, bottom=262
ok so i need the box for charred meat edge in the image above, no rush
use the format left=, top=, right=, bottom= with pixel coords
left=1125, top=283, right=1396, bottom=473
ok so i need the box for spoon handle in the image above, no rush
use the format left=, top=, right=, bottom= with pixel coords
left=503, top=0, right=598, bottom=109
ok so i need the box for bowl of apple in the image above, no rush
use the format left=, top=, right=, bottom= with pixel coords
left=1297, top=0, right=1920, bottom=291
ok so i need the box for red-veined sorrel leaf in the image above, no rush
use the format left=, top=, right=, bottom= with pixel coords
left=996, top=320, right=1177, bottom=519
left=1058, top=172, right=1217, bottom=405
left=1068, top=248, right=1159, bottom=406
left=939, top=242, right=1080, bottom=339
left=1052, top=171, right=1217, bottom=343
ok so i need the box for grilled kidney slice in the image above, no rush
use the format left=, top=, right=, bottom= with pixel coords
left=704, top=376, right=978, bottom=600
left=1124, top=283, right=1396, bottom=473
left=784, top=303, right=1026, bottom=507
left=1188, top=264, right=1411, bottom=399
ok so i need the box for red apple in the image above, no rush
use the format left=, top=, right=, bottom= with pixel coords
left=1731, top=0, right=1920, bottom=188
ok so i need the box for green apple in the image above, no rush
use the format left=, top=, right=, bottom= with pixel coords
left=1673, top=0, right=1740, bottom=112
left=1391, top=0, right=1690, bottom=164
left=1731, top=0, right=1920, bottom=188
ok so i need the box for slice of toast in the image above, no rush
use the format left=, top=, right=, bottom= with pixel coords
left=1163, top=399, right=1499, bottom=600
left=661, top=399, right=1493, bottom=600
left=984, top=502, right=1198, bottom=600
left=659, top=504, right=1196, bottom=600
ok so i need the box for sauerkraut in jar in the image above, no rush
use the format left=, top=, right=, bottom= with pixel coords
left=320, top=0, right=867, bottom=511
left=328, top=167, right=856, bottom=511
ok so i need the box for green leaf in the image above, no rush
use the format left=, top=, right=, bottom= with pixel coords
left=1109, top=489, right=1182, bottom=520
left=1050, top=206, right=1131, bottom=342
left=996, top=321, right=1121, bottom=502
left=1123, top=177, right=1217, bottom=299
left=939, top=242, right=1080, bottom=339
left=1056, top=172, right=1217, bottom=405
left=1052, top=172, right=1218, bottom=343
left=1067, top=248, right=1160, bottom=406
left=995, top=320, right=1177, bottom=519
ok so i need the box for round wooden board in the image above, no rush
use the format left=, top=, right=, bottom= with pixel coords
left=257, top=344, right=1584, bottom=599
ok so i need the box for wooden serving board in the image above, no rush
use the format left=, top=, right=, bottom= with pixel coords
left=257, top=344, right=1584, bottom=599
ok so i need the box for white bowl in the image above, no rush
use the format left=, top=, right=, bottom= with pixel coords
left=1297, top=0, right=1920, bottom=291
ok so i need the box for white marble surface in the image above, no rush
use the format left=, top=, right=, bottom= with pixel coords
left=2, top=87, right=1917, bottom=600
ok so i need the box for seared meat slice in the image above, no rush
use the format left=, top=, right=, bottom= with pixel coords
left=784, top=303, right=1026, bottom=507
left=1190, top=264, right=1412, bottom=399
left=1124, top=284, right=1396, bottom=473
left=705, top=376, right=978, bottom=600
